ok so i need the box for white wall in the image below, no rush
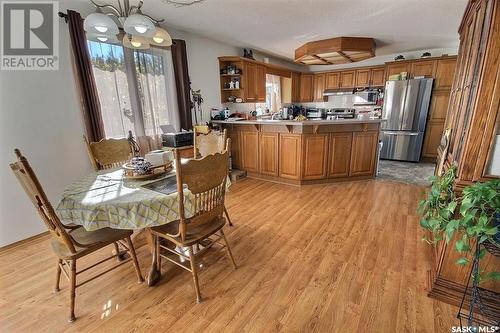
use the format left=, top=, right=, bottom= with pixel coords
left=0, top=20, right=93, bottom=247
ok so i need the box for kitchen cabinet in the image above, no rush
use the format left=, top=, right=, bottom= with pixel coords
left=313, top=73, right=326, bottom=101
left=355, top=69, right=370, bottom=87
left=227, top=130, right=241, bottom=169
left=410, top=60, right=437, bottom=78
left=370, top=66, right=385, bottom=86
left=259, top=133, right=279, bottom=176
left=291, top=72, right=301, bottom=103
left=299, top=74, right=314, bottom=102
left=244, top=63, right=266, bottom=103
left=256, top=64, right=266, bottom=102
left=422, top=122, right=445, bottom=158
left=281, top=77, right=292, bottom=104
left=302, top=134, right=328, bottom=180
left=279, top=134, right=302, bottom=180
left=385, top=62, right=410, bottom=80
left=325, top=72, right=340, bottom=89
left=328, top=133, right=352, bottom=178
left=350, top=131, right=378, bottom=176
left=422, top=90, right=451, bottom=158
left=241, top=131, right=259, bottom=173
left=434, top=58, right=457, bottom=90
left=339, top=70, right=355, bottom=88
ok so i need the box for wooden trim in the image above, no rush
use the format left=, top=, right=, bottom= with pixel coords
left=0, top=231, right=49, bottom=254
left=246, top=172, right=373, bottom=185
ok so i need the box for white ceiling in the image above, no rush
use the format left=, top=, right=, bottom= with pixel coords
left=74, top=0, right=468, bottom=63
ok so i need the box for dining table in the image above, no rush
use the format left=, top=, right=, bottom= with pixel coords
left=56, top=167, right=200, bottom=286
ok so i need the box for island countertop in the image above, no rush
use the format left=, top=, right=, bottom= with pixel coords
left=212, top=118, right=386, bottom=126
left=214, top=118, right=383, bottom=185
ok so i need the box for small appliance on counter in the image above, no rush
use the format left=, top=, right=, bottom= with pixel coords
left=161, top=125, right=194, bottom=148
left=326, top=108, right=356, bottom=119
left=306, top=108, right=326, bottom=120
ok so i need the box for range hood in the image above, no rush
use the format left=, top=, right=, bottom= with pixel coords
left=295, top=37, right=375, bottom=65
left=323, top=89, right=355, bottom=96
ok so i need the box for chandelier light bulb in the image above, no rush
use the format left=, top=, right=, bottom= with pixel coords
left=134, top=25, right=148, bottom=34
left=153, top=36, right=164, bottom=43
left=97, top=36, right=108, bottom=42
left=95, top=25, right=108, bottom=33
left=131, top=41, right=142, bottom=47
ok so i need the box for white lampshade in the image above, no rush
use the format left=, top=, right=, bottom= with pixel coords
left=84, top=12, right=119, bottom=35
left=151, top=27, right=172, bottom=47
left=123, top=35, right=151, bottom=50
left=123, top=14, right=156, bottom=38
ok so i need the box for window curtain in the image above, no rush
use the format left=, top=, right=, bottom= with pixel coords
left=266, top=74, right=282, bottom=113
left=66, top=10, right=105, bottom=142
left=171, top=39, right=192, bottom=130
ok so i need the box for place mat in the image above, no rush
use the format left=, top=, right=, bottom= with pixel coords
left=142, top=176, right=186, bottom=195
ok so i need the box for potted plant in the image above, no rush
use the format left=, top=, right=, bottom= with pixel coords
left=417, top=166, right=500, bottom=281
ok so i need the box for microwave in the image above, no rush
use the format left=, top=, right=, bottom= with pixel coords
left=353, top=91, right=379, bottom=105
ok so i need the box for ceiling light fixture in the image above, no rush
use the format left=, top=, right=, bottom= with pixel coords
left=162, top=0, right=205, bottom=7
left=84, top=0, right=172, bottom=50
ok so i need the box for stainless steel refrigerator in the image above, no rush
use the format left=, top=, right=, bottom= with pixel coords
left=380, top=78, right=434, bottom=162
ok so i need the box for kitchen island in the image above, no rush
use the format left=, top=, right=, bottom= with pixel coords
left=212, top=118, right=385, bottom=185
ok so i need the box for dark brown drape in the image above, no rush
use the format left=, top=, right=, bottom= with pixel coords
left=67, top=10, right=105, bottom=142
left=171, top=39, right=193, bottom=130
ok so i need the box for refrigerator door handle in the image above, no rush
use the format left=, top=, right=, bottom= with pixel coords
left=383, top=131, right=420, bottom=136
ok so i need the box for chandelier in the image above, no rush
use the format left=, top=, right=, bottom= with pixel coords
left=84, top=0, right=172, bottom=49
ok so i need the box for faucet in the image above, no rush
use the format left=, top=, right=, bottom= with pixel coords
left=271, top=112, right=281, bottom=120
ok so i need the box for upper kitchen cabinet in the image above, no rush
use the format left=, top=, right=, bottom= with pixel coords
left=325, top=72, right=340, bottom=89
left=300, top=74, right=314, bottom=102
left=355, top=68, right=370, bottom=87
left=218, top=56, right=266, bottom=103
left=385, top=62, right=410, bottom=80
left=434, top=58, right=457, bottom=90
left=313, top=73, right=326, bottom=101
left=370, top=66, right=385, bottom=86
left=339, top=70, right=355, bottom=88
left=410, top=60, right=436, bottom=78
left=291, top=72, right=301, bottom=103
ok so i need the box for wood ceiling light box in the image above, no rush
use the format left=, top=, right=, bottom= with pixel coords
left=294, top=37, right=375, bottom=65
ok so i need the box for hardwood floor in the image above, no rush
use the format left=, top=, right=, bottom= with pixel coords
left=0, top=178, right=458, bottom=332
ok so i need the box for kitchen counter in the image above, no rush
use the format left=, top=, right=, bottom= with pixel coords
left=214, top=118, right=383, bottom=185
left=212, top=118, right=386, bottom=126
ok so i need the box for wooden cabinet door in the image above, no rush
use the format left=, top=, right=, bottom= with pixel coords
left=385, top=62, right=410, bottom=80
left=227, top=131, right=241, bottom=169
left=370, top=67, right=385, bottom=86
left=279, top=134, right=301, bottom=179
left=302, top=134, right=328, bottom=180
left=241, top=131, right=259, bottom=173
left=350, top=131, right=378, bottom=176
left=422, top=122, right=445, bottom=158
left=325, top=72, right=340, bottom=89
left=313, top=73, right=326, bottom=101
left=291, top=72, right=301, bottom=102
left=259, top=133, right=279, bottom=176
left=355, top=69, right=370, bottom=87
left=434, top=58, right=457, bottom=90
left=328, top=133, right=352, bottom=178
left=410, top=60, right=436, bottom=78
left=422, top=90, right=451, bottom=158
left=245, top=63, right=257, bottom=102
left=299, top=74, right=314, bottom=102
left=256, top=64, right=266, bottom=102
left=339, top=70, right=355, bottom=88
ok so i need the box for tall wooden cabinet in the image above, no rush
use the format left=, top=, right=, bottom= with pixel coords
left=429, top=0, right=500, bottom=309
left=299, top=74, right=314, bottom=102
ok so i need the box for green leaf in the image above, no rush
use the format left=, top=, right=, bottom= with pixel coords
left=485, top=227, right=499, bottom=235
left=456, top=239, right=471, bottom=252
left=479, top=235, right=488, bottom=244
left=478, top=248, right=487, bottom=259
left=456, top=257, right=469, bottom=265
left=485, top=271, right=500, bottom=281
left=420, top=219, right=430, bottom=229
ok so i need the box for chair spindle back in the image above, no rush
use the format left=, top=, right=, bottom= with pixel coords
left=9, top=149, right=76, bottom=253
left=84, top=136, right=132, bottom=171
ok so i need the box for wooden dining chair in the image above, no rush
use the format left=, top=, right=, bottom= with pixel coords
left=192, top=127, right=233, bottom=227
left=149, top=139, right=237, bottom=303
left=84, top=136, right=133, bottom=171
left=10, top=149, right=144, bottom=322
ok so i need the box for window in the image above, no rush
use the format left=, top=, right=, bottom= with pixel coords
left=87, top=40, right=179, bottom=139
left=265, top=74, right=282, bottom=113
